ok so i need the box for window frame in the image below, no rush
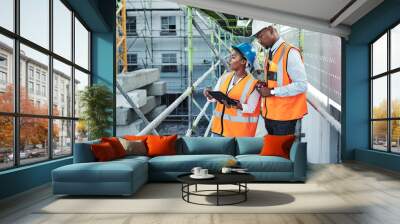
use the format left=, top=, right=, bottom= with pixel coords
left=370, top=20, right=400, bottom=154
left=160, top=16, right=176, bottom=36
left=161, top=53, right=177, bottom=72
left=126, top=16, right=137, bottom=36
left=0, top=0, right=92, bottom=171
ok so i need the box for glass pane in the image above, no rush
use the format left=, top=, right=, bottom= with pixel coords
left=391, top=24, right=400, bottom=70
left=20, top=44, right=49, bottom=115
left=0, top=35, right=14, bottom=112
left=53, top=59, right=72, bottom=117
left=372, top=33, right=387, bottom=76
left=20, top=117, right=49, bottom=165
left=74, top=18, right=89, bottom=70
left=391, top=72, right=400, bottom=118
left=391, top=120, right=400, bottom=153
left=53, top=0, right=72, bottom=60
left=74, top=69, right=89, bottom=118
left=372, top=121, right=388, bottom=151
left=372, top=76, right=387, bottom=119
left=20, top=0, right=49, bottom=49
left=53, top=119, right=72, bottom=157
left=75, top=120, right=88, bottom=143
left=0, top=116, right=14, bottom=170
left=0, top=0, right=14, bottom=31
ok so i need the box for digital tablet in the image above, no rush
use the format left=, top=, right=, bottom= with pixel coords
left=208, top=91, right=238, bottom=106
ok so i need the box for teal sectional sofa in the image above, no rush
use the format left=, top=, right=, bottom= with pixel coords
left=52, top=137, right=307, bottom=196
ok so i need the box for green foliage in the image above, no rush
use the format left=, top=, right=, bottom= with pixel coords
left=79, top=84, right=113, bottom=140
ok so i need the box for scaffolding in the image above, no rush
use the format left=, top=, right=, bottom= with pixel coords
left=117, top=0, right=341, bottom=146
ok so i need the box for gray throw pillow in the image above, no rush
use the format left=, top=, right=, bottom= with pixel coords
left=119, top=138, right=147, bottom=156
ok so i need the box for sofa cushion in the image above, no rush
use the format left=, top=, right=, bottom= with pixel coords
left=73, top=140, right=100, bottom=163
left=101, top=137, right=127, bottom=158
left=260, top=135, right=295, bottom=159
left=118, top=138, right=147, bottom=156
left=236, top=155, right=293, bottom=172
left=147, top=135, right=178, bottom=157
left=53, top=158, right=147, bottom=183
left=91, top=142, right=118, bottom=161
left=177, top=137, right=235, bottom=155
left=148, top=154, right=235, bottom=172
left=236, top=137, right=263, bottom=155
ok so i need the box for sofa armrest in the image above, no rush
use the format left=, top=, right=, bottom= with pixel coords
left=290, top=141, right=307, bottom=181
left=73, top=140, right=100, bottom=163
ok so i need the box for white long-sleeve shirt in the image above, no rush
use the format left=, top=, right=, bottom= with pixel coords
left=268, top=38, right=308, bottom=97
left=207, top=73, right=260, bottom=113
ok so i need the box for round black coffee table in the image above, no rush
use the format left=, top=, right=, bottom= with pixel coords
left=177, top=173, right=255, bottom=206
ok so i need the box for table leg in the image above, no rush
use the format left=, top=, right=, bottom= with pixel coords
left=217, top=184, right=219, bottom=206
left=245, top=183, right=247, bottom=201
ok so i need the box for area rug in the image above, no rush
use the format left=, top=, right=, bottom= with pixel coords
left=37, top=183, right=362, bottom=214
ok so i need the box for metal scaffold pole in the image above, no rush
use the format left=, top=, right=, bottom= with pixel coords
left=187, top=7, right=193, bottom=131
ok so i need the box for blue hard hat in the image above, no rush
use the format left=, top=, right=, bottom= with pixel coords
left=232, top=42, right=256, bottom=66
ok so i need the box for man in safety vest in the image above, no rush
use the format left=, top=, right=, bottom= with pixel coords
left=252, top=21, right=308, bottom=135
left=203, top=42, right=261, bottom=137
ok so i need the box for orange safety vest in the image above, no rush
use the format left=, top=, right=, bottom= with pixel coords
left=261, top=42, right=308, bottom=121
left=211, top=72, right=260, bottom=137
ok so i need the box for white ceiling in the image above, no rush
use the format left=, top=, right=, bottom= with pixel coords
left=172, top=0, right=384, bottom=38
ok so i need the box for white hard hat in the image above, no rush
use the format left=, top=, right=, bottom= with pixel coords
left=251, top=20, right=274, bottom=37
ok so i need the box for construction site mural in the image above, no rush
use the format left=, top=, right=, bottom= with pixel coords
left=115, top=0, right=342, bottom=163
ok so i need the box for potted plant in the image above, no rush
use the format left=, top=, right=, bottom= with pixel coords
left=79, top=84, right=113, bottom=140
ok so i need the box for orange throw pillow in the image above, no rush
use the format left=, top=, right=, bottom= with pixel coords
left=101, top=137, right=127, bottom=158
left=124, top=135, right=149, bottom=141
left=260, top=135, right=295, bottom=159
left=146, top=135, right=178, bottom=157
left=91, top=142, right=117, bottom=162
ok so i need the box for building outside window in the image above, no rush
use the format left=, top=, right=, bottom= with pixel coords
left=127, top=53, right=138, bottom=71
left=161, top=53, right=177, bottom=72
left=371, top=23, right=400, bottom=154
left=160, top=16, right=176, bottom=36
left=126, top=16, right=137, bottom=36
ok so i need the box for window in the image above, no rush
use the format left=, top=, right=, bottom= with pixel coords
left=28, top=82, right=34, bottom=94
left=28, top=67, right=34, bottom=80
left=53, top=0, right=72, bottom=60
left=35, top=83, right=41, bottom=95
left=74, top=69, right=89, bottom=119
left=126, top=16, right=137, bottom=36
left=127, top=54, right=138, bottom=71
left=75, top=17, right=90, bottom=70
left=0, top=35, right=14, bottom=113
left=0, top=71, right=7, bottom=85
left=371, top=23, right=400, bottom=154
left=20, top=0, right=49, bottom=49
left=0, top=1, right=91, bottom=170
left=160, top=16, right=176, bottom=36
left=161, top=53, right=177, bottom=72
left=53, top=59, right=72, bottom=117
left=41, top=85, right=46, bottom=97
left=0, top=53, right=8, bottom=91
left=0, top=0, right=13, bottom=31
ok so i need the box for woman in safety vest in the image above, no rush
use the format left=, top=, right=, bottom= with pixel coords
left=203, top=42, right=261, bottom=137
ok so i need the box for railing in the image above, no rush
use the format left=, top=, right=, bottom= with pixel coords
left=137, top=60, right=221, bottom=135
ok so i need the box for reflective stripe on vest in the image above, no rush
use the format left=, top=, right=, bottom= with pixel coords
left=211, top=72, right=260, bottom=137
left=261, top=42, right=308, bottom=121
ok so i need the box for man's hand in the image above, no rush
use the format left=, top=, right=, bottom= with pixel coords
left=203, top=87, right=213, bottom=100
left=257, top=86, right=274, bottom=97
